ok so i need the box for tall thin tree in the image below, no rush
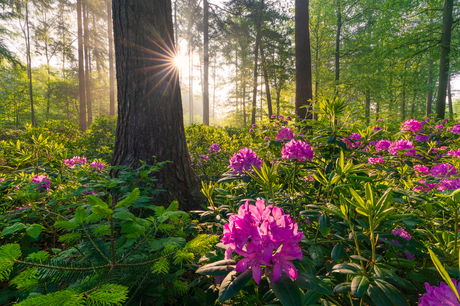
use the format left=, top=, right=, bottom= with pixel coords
left=107, top=0, right=115, bottom=116
left=77, top=0, right=86, bottom=131
left=203, top=0, right=209, bottom=125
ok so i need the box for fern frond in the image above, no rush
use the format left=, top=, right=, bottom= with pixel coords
left=16, top=290, right=85, bottom=306
left=165, top=201, right=179, bottom=212
left=0, top=244, right=21, bottom=280
left=184, top=234, right=220, bottom=255
left=86, top=284, right=129, bottom=306
left=172, top=280, right=188, bottom=295
left=157, top=224, right=175, bottom=233
left=173, top=250, right=194, bottom=265
left=10, top=268, right=39, bottom=290
left=58, top=233, right=82, bottom=244
left=151, top=258, right=169, bottom=274
left=54, top=221, right=79, bottom=230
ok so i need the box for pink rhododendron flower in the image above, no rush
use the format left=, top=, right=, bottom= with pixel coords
left=281, top=139, right=314, bottom=162
left=209, top=143, right=221, bottom=153
left=201, top=155, right=210, bottom=161
left=402, top=119, right=423, bottom=133
left=221, top=200, right=303, bottom=284
left=451, top=124, right=460, bottom=134
left=349, top=133, right=361, bottom=140
left=388, top=139, right=416, bottom=156
left=278, top=115, right=284, bottom=120
left=413, top=180, right=436, bottom=193
left=228, top=148, right=263, bottom=175
left=63, top=156, right=87, bottom=168
left=31, top=174, right=51, bottom=189
left=419, top=278, right=460, bottom=306
left=249, top=128, right=254, bottom=133
left=374, top=126, right=382, bottom=132
left=413, top=165, right=429, bottom=175
left=368, top=156, right=384, bottom=164
left=90, top=161, right=104, bottom=171
left=415, top=134, right=430, bottom=142
left=430, top=163, right=456, bottom=177
left=447, top=149, right=460, bottom=157
left=435, top=124, right=444, bottom=129
left=275, top=127, right=295, bottom=142
left=375, top=140, right=392, bottom=152
left=264, top=136, right=270, bottom=140
left=393, top=228, right=411, bottom=241
left=436, top=178, right=460, bottom=192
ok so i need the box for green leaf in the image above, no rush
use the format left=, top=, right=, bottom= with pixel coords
left=309, top=246, right=323, bottom=266
left=295, top=272, right=334, bottom=295
left=86, top=195, right=108, bottom=208
left=333, top=282, right=351, bottom=293
left=26, top=224, right=43, bottom=239
left=331, top=243, right=345, bottom=263
left=115, top=188, right=140, bottom=208
left=218, top=269, right=252, bottom=302
left=332, top=262, right=363, bottom=275
left=427, top=248, right=460, bottom=300
left=158, top=211, right=187, bottom=223
left=149, top=237, right=186, bottom=252
left=267, top=272, right=303, bottom=306
left=318, top=214, right=330, bottom=237
left=113, top=211, right=136, bottom=221
left=196, top=264, right=236, bottom=276
left=374, top=279, right=409, bottom=306
left=74, top=207, right=88, bottom=224
left=303, top=290, right=323, bottom=305
left=1, top=223, right=26, bottom=236
left=86, top=284, right=129, bottom=306
left=367, top=284, right=392, bottom=306
left=92, top=205, right=113, bottom=218
left=351, top=275, right=370, bottom=298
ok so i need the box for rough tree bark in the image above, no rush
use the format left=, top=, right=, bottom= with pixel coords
left=111, top=0, right=203, bottom=211
left=426, top=53, right=433, bottom=117
left=295, top=0, right=313, bottom=119
left=260, top=46, right=272, bottom=119
left=435, top=0, right=453, bottom=120
left=77, top=0, right=86, bottom=131
left=83, top=1, right=92, bottom=126
left=108, top=0, right=115, bottom=116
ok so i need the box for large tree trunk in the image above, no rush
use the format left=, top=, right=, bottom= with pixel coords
left=203, top=0, right=209, bottom=125
left=108, top=0, right=115, bottom=116
left=251, top=0, right=263, bottom=125
left=112, top=0, right=203, bottom=210
left=83, top=2, right=92, bottom=126
left=260, top=46, right=272, bottom=118
left=426, top=53, right=433, bottom=117
left=295, top=0, right=313, bottom=119
left=435, top=0, right=453, bottom=120
left=77, top=0, right=86, bottom=131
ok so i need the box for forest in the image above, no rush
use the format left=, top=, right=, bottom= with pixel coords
left=1, top=0, right=460, bottom=305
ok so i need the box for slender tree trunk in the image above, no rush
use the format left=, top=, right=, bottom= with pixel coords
left=365, top=89, right=370, bottom=125
left=376, top=101, right=380, bottom=120
left=189, top=46, right=193, bottom=124
left=203, top=0, right=209, bottom=125
left=111, top=0, right=203, bottom=210
left=276, top=89, right=281, bottom=117
left=243, top=80, right=246, bottom=128
left=235, top=49, right=239, bottom=117
left=260, top=46, right=272, bottom=118
left=213, top=56, right=216, bottom=120
left=83, top=2, right=92, bottom=126
left=251, top=0, right=263, bottom=124
left=426, top=52, right=433, bottom=117
left=314, top=30, right=319, bottom=121
left=402, top=70, right=406, bottom=121
left=77, top=0, right=86, bottom=131
left=411, top=89, right=417, bottom=118
left=435, top=0, right=453, bottom=120
left=295, top=0, right=313, bottom=119
left=335, top=0, right=341, bottom=93
left=108, top=0, right=115, bottom=116
left=25, top=0, right=35, bottom=126
left=448, top=75, right=453, bottom=117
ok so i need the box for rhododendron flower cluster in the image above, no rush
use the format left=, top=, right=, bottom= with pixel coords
left=209, top=143, right=221, bottom=153
left=373, top=126, right=382, bottom=132
left=388, top=139, right=416, bottom=156
left=63, top=156, right=87, bottom=168
left=368, top=156, right=384, bottom=164
left=415, top=134, right=430, bottom=143
left=275, top=127, right=295, bottom=142
left=281, top=139, right=314, bottom=162
left=221, top=200, right=303, bottom=284
left=31, top=174, right=51, bottom=189
left=435, top=125, right=444, bottom=129
left=419, top=278, right=460, bottom=306
left=393, top=228, right=411, bottom=241
left=451, top=124, right=460, bottom=134
left=413, top=165, right=429, bottom=175
left=228, top=148, right=263, bottom=175
left=413, top=180, right=437, bottom=193
left=375, top=139, right=392, bottom=152
left=90, top=161, right=104, bottom=171
left=402, top=119, right=423, bottom=133
left=430, top=163, right=456, bottom=177
left=447, top=149, right=460, bottom=157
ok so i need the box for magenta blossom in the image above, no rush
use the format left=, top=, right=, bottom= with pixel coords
left=264, top=136, right=270, bottom=140
left=388, top=139, right=416, bottom=156
left=201, top=155, right=210, bottom=161
left=435, top=125, right=444, bottom=129
left=413, top=180, right=436, bottom=193
left=349, top=133, right=361, bottom=140
left=275, top=127, right=295, bottom=142
left=402, top=119, right=423, bottom=133
left=271, top=115, right=276, bottom=119
left=451, top=124, right=460, bottom=134
left=419, top=278, right=460, bottom=306
left=90, top=161, right=104, bottom=171
left=414, top=165, right=429, bottom=175
left=393, top=228, right=411, bottom=241
left=221, top=200, right=303, bottom=284
left=430, top=163, right=456, bottom=177
left=368, top=156, right=384, bottom=164
left=447, top=149, right=460, bottom=158
left=373, top=126, right=382, bottom=132
left=436, top=178, right=460, bottom=192
left=375, top=140, right=392, bottom=152
left=249, top=128, right=254, bottom=133
left=228, top=148, right=263, bottom=175
left=209, top=143, right=221, bottom=153
left=31, top=174, right=51, bottom=190
left=252, top=124, right=257, bottom=128
left=415, top=134, right=430, bottom=142
left=281, top=139, right=314, bottom=162
left=278, top=115, right=284, bottom=120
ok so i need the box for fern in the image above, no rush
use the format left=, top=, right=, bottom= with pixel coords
left=0, top=244, right=21, bottom=280
left=16, top=290, right=85, bottom=306
left=172, top=280, right=189, bottom=295
left=173, top=250, right=195, bottom=265
left=86, top=284, right=129, bottom=306
left=10, top=268, right=39, bottom=290
left=184, top=234, right=220, bottom=255
left=151, top=257, right=170, bottom=274
left=58, top=232, right=82, bottom=244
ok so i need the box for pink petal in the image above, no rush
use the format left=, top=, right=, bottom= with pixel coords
left=273, top=262, right=282, bottom=282
left=284, top=261, right=298, bottom=280
left=252, top=265, right=262, bottom=285
left=235, top=258, right=249, bottom=273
